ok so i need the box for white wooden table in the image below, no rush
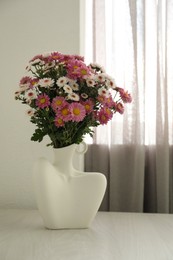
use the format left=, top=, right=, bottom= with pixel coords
left=0, top=209, right=173, bottom=260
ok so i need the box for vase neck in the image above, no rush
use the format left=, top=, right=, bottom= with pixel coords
left=53, top=144, right=77, bottom=176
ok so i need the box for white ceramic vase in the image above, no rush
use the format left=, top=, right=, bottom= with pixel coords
left=33, top=143, right=107, bottom=229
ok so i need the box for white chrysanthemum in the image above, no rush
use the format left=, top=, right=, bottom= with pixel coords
left=86, top=78, right=95, bottom=87
left=19, top=84, right=30, bottom=91
left=56, top=76, right=69, bottom=87
left=67, top=92, right=80, bottom=101
left=39, top=78, right=54, bottom=88
left=25, top=89, right=37, bottom=101
left=26, top=108, right=35, bottom=117
left=94, top=73, right=106, bottom=83
left=106, top=78, right=116, bottom=89
left=90, top=63, right=106, bottom=73
left=81, top=93, right=88, bottom=99
left=30, top=58, right=42, bottom=65
left=44, top=60, right=56, bottom=70
left=69, top=80, right=79, bottom=91
left=63, top=84, right=73, bottom=94
left=98, top=87, right=110, bottom=97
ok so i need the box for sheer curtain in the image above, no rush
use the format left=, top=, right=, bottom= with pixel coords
left=84, top=0, right=173, bottom=213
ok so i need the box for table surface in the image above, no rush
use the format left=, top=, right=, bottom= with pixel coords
left=0, top=209, right=173, bottom=260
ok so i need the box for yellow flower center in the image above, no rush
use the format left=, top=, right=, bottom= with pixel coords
left=57, top=118, right=63, bottom=124
left=81, top=69, right=87, bottom=75
left=85, top=104, right=90, bottom=111
left=73, top=108, right=80, bottom=115
left=101, top=115, right=106, bottom=121
left=31, top=81, right=37, bottom=85
left=56, top=100, right=62, bottom=106
left=62, top=108, right=69, bottom=116
left=73, top=65, right=79, bottom=69
left=40, top=98, right=46, bottom=104
left=106, top=108, right=111, bottom=115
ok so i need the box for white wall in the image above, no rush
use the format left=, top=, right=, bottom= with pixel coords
left=0, top=0, right=84, bottom=208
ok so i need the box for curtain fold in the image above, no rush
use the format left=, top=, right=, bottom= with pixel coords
left=85, top=0, right=173, bottom=213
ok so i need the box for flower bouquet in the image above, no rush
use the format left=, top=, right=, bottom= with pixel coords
left=15, top=51, right=132, bottom=148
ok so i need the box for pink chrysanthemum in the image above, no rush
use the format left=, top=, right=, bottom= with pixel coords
left=118, top=88, right=132, bottom=103
left=38, top=78, right=54, bottom=88
left=97, top=107, right=113, bottom=125
left=36, top=94, right=50, bottom=109
left=51, top=96, right=66, bottom=111
left=81, top=99, right=94, bottom=114
left=115, top=102, right=124, bottom=114
left=69, top=103, right=86, bottom=122
left=51, top=51, right=64, bottom=61
left=20, top=76, right=32, bottom=85
left=30, top=78, right=39, bottom=88
left=104, top=96, right=115, bottom=107
left=54, top=115, right=65, bottom=128
left=67, top=59, right=91, bottom=80
left=57, top=105, right=71, bottom=122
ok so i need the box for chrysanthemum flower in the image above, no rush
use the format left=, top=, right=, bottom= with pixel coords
left=69, top=103, right=86, bottom=122
left=57, top=105, right=71, bottom=122
left=26, top=108, right=35, bottom=117
left=51, top=51, right=64, bottom=61
left=106, top=78, right=116, bottom=89
left=94, top=74, right=106, bottom=83
left=38, top=78, right=54, bottom=88
left=44, top=60, right=56, bottom=70
left=36, top=94, right=50, bottom=109
left=54, top=115, right=65, bottom=128
left=29, top=54, right=43, bottom=63
left=104, top=96, right=115, bottom=107
left=97, top=107, right=113, bottom=125
left=79, top=67, right=90, bottom=78
left=98, top=95, right=115, bottom=107
left=51, top=96, right=66, bottom=111
left=19, top=76, right=31, bottom=90
left=97, top=110, right=109, bottom=125
left=81, top=93, right=88, bottom=99
left=63, top=84, right=73, bottom=94
left=67, top=59, right=91, bottom=80
left=25, top=89, right=37, bottom=101
left=82, top=100, right=94, bottom=114
left=30, top=59, right=42, bottom=66
left=98, top=87, right=109, bottom=97
left=89, top=63, right=105, bottom=73
left=20, top=76, right=31, bottom=85
left=115, top=102, right=124, bottom=114
left=118, top=88, right=132, bottom=103
left=97, top=95, right=105, bottom=104
left=69, top=80, right=79, bottom=91
left=30, top=78, right=39, bottom=88
left=67, top=92, right=80, bottom=101
left=86, top=78, right=95, bottom=87
left=56, top=76, right=69, bottom=87
left=19, top=85, right=29, bottom=92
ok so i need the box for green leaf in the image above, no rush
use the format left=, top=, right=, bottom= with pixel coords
left=31, top=128, right=46, bottom=142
